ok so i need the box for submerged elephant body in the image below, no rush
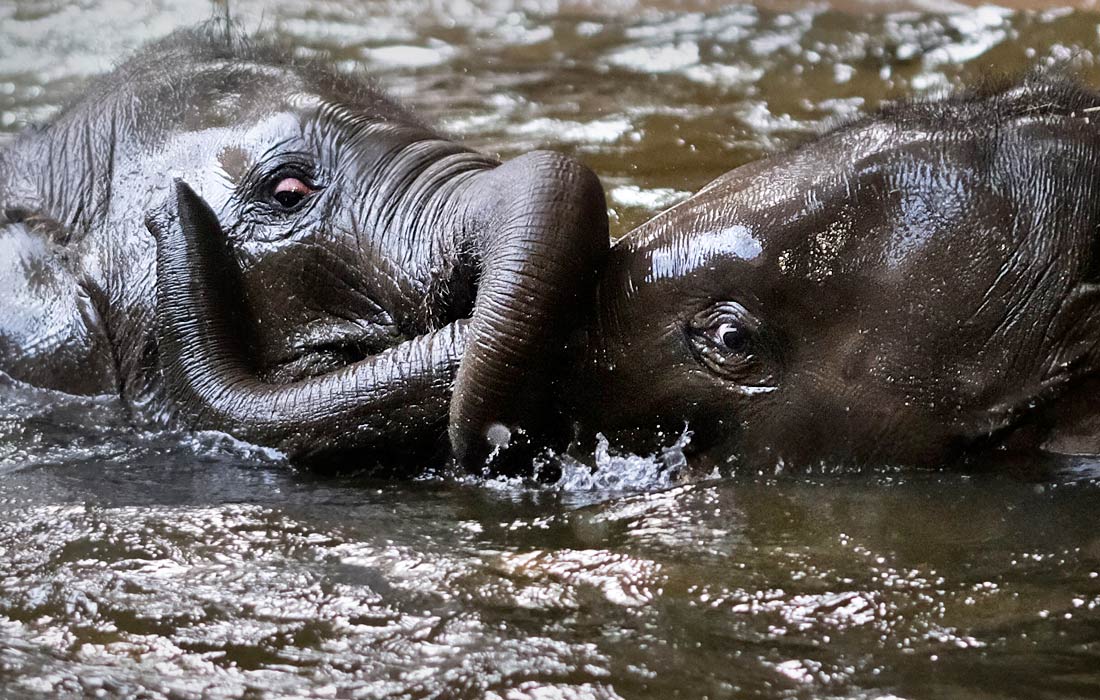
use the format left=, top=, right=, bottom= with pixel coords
left=571, top=78, right=1100, bottom=472
left=0, top=24, right=608, bottom=467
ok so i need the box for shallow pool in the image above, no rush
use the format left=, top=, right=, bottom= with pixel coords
left=2, top=1, right=1100, bottom=698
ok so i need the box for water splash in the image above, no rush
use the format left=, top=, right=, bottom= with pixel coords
left=553, top=431, right=693, bottom=494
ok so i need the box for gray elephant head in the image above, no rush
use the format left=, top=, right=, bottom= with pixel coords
left=565, top=78, right=1100, bottom=471
left=0, top=23, right=607, bottom=470
left=141, top=29, right=610, bottom=468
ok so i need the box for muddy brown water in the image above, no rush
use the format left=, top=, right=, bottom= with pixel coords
left=2, top=1, right=1100, bottom=698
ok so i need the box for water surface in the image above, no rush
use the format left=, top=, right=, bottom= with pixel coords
left=2, top=1, right=1100, bottom=698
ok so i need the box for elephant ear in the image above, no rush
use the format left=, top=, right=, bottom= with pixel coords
left=0, top=209, right=115, bottom=393
left=147, top=181, right=468, bottom=465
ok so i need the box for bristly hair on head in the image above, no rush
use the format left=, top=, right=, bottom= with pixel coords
left=833, top=67, right=1100, bottom=137
left=211, top=0, right=232, bottom=45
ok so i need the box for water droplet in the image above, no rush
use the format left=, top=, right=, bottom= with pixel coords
left=485, top=423, right=512, bottom=449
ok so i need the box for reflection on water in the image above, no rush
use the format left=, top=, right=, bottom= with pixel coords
left=2, top=1, right=1100, bottom=698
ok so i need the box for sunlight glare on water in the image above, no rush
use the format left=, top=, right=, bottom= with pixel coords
left=2, top=1, right=1100, bottom=698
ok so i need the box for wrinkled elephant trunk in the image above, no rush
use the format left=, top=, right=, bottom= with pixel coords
left=449, top=151, right=608, bottom=470
left=149, top=181, right=470, bottom=464
left=148, top=147, right=606, bottom=471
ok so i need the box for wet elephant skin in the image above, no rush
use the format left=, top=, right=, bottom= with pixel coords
left=568, top=76, right=1100, bottom=472
left=0, top=22, right=609, bottom=471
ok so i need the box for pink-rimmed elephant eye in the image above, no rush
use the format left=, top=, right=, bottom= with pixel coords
left=272, top=177, right=315, bottom=209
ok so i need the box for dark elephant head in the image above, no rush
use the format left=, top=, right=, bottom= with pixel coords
left=567, top=78, right=1100, bottom=471
left=138, top=26, right=607, bottom=468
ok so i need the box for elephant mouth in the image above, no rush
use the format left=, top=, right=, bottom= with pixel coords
left=267, top=320, right=404, bottom=383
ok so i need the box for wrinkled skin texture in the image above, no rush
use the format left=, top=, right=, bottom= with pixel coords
left=0, top=24, right=608, bottom=468
left=569, top=78, right=1100, bottom=471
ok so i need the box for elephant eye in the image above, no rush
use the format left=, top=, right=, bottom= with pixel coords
left=689, top=302, right=770, bottom=381
left=270, top=176, right=316, bottom=210
left=693, top=303, right=758, bottom=355
left=716, top=321, right=751, bottom=353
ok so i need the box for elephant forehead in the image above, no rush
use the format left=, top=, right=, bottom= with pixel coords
left=147, top=112, right=306, bottom=198
left=621, top=123, right=921, bottom=275
left=644, top=223, right=762, bottom=283
left=206, top=101, right=410, bottom=181
left=169, top=65, right=305, bottom=129
left=214, top=112, right=306, bottom=175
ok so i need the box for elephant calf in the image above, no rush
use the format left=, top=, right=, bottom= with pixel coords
left=0, top=23, right=608, bottom=468
left=566, top=76, right=1100, bottom=473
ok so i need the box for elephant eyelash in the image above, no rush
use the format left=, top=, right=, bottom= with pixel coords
left=237, top=151, right=322, bottom=203
left=691, top=336, right=757, bottom=373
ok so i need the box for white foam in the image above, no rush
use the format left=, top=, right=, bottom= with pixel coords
left=608, top=185, right=690, bottom=211
left=606, top=41, right=700, bottom=73
left=363, top=44, right=456, bottom=69
left=552, top=430, right=693, bottom=495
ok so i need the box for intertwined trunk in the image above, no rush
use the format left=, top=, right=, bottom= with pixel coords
left=149, top=150, right=607, bottom=469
